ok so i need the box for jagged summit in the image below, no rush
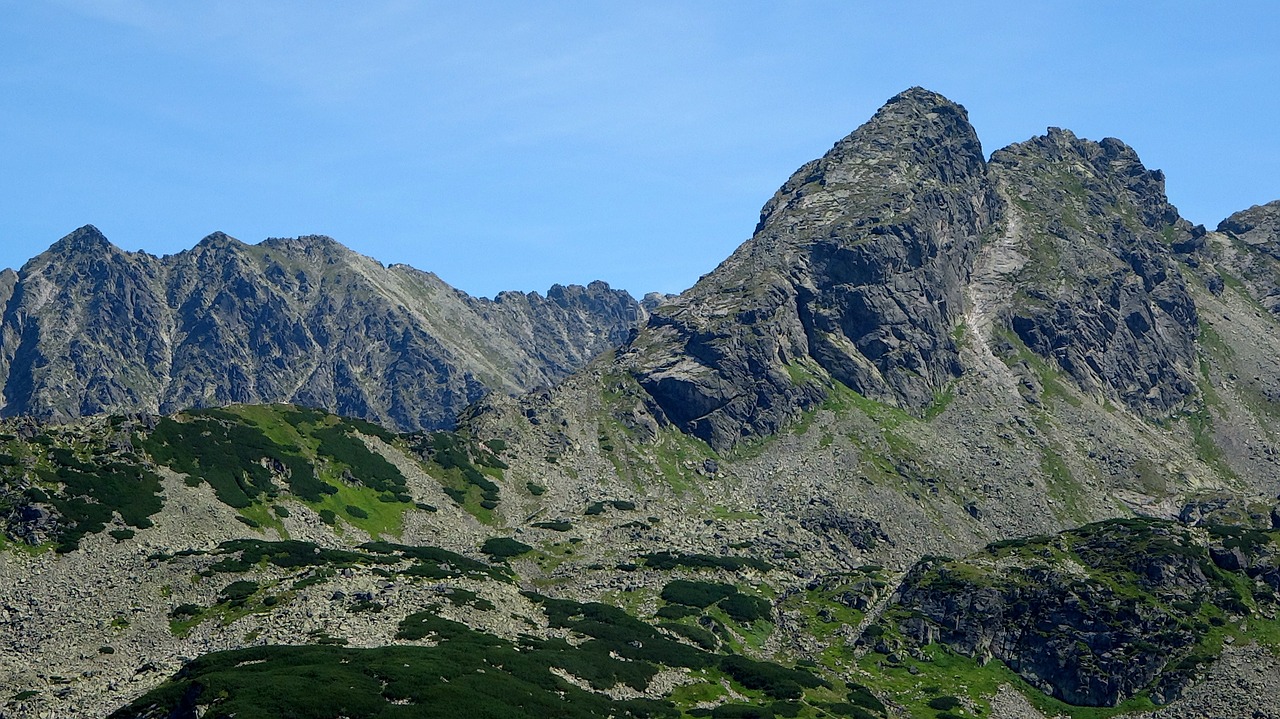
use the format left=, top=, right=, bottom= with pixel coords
left=1219, top=199, right=1280, bottom=250
left=39, top=224, right=115, bottom=259
left=754, top=86, right=983, bottom=235
left=623, top=87, right=997, bottom=450
left=0, top=229, right=643, bottom=429
left=191, top=230, right=243, bottom=250
left=591, top=87, right=1239, bottom=450
left=988, top=126, right=1198, bottom=416
left=260, top=233, right=352, bottom=256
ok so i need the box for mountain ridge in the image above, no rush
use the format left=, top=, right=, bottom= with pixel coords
left=0, top=227, right=645, bottom=431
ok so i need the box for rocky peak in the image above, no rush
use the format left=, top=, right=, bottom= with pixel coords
left=615, top=88, right=1213, bottom=450
left=995, top=128, right=1185, bottom=235
left=755, top=87, right=984, bottom=236
left=546, top=280, right=628, bottom=309
left=1192, top=199, right=1280, bottom=316
left=1218, top=200, right=1280, bottom=259
left=623, top=87, right=998, bottom=451
left=0, top=227, right=644, bottom=430
left=260, top=234, right=350, bottom=258
left=24, top=225, right=127, bottom=280
left=183, top=231, right=251, bottom=269
left=42, top=224, right=114, bottom=257
left=191, top=231, right=243, bottom=252
left=2, top=228, right=170, bottom=420
left=640, top=292, right=674, bottom=312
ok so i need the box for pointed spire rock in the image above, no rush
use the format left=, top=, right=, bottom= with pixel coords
left=45, top=224, right=115, bottom=256
left=755, top=87, right=987, bottom=236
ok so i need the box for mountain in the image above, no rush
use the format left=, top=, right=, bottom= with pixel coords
left=615, top=89, right=994, bottom=449
left=611, top=89, right=1201, bottom=451
left=457, top=88, right=1280, bottom=575
left=0, top=229, right=644, bottom=430
left=4, top=88, right=1280, bottom=718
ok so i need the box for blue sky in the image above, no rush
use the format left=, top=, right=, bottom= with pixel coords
left=1, top=1, right=1277, bottom=297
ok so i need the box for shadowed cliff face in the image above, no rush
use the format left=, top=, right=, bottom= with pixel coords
left=622, top=88, right=1001, bottom=450
left=0, top=227, right=643, bottom=430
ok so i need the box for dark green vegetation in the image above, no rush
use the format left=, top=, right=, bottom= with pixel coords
left=116, top=594, right=849, bottom=719
left=660, top=580, right=772, bottom=623
left=6, top=420, right=1274, bottom=718
left=585, top=499, right=638, bottom=515
left=175, top=538, right=511, bottom=583
left=38, top=451, right=162, bottom=553
left=0, top=406, right=510, bottom=552
left=532, top=519, right=573, bottom=532
left=662, top=579, right=737, bottom=608
left=642, top=552, right=773, bottom=573
left=408, top=431, right=507, bottom=519
left=157, top=537, right=514, bottom=637
left=143, top=410, right=330, bottom=505
left=143, top=406, right=412, bottom=513
left=109, top=642, right=675, bottom=719
left=480, top=537, right=533, bottom=559
left=0, top=422, right=163, bottom=552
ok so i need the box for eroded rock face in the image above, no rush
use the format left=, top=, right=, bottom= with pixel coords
left=990, top=129, right=1199, bottom=416
left=1212, top=200, right=1280, bottom=313
left=0, top=227, right=644, bottom=430
left=624, top=88, right=1000, bottom=450
left=1218, top=200, right=1280, bottom=257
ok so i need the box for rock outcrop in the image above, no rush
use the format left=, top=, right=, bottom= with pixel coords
left=989, top=129, right=1199, bottom=415
left=1211, top=200, right=1280, bottom=313
left=1218, top=200, right=1280, bottom=257
left=892, top=518, right=1280, bottom=707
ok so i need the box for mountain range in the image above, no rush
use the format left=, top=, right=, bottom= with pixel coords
left=3, top=88, right=1280, bottom=719
left=0, top=229, right=644, bottom=430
